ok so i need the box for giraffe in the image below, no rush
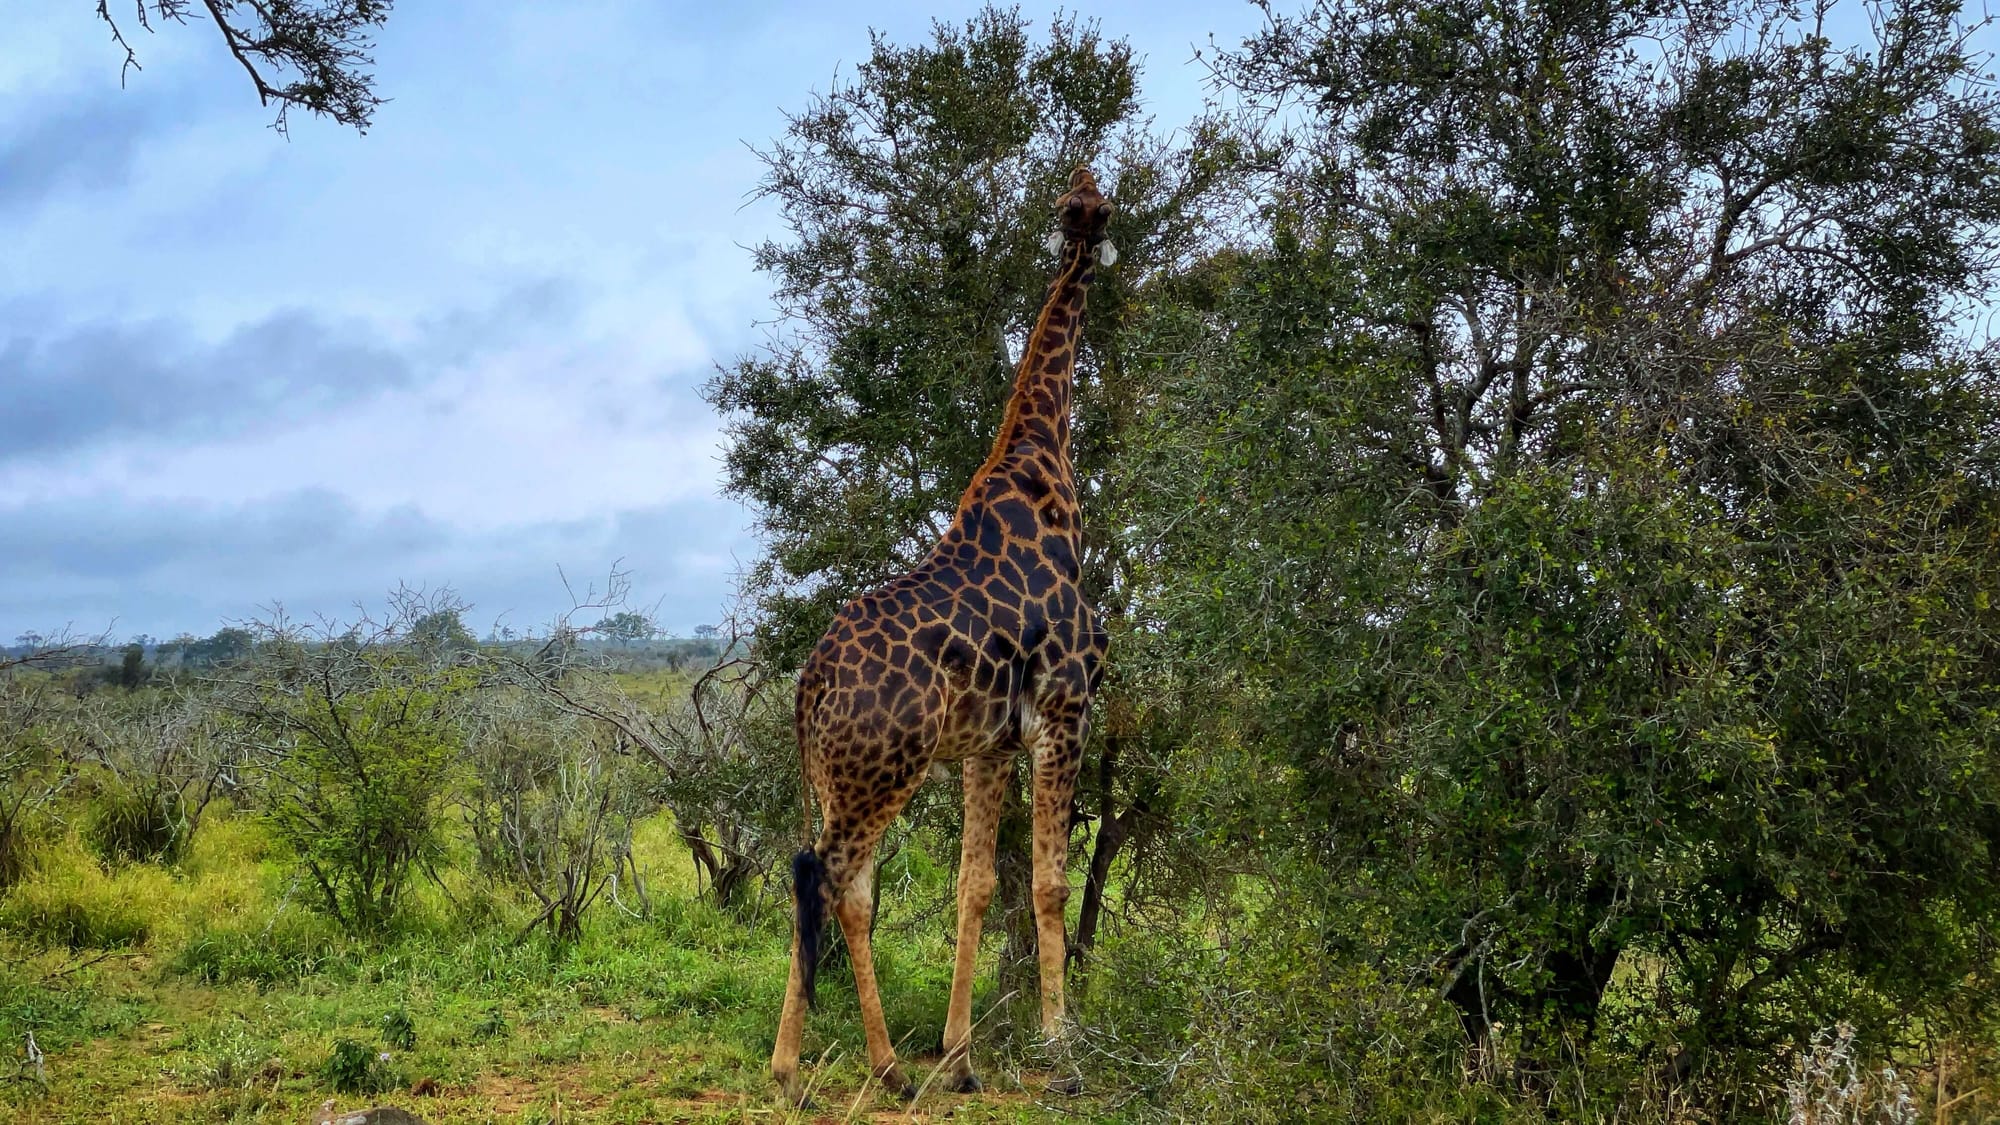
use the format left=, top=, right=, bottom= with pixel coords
left=769, top=166, right=1115, bottom=1105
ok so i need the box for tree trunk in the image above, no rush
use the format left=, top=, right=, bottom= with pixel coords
left=994, top=764, right=1038, bottom=1029
left=1073, top=737, right=1145, bottom=960
left=1073, top=805, right=1138, bottom=958
left=679, top=827, right=721, bottom=891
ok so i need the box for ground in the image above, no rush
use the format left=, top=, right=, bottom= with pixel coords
left=0, top=811, right=1106, bottom=1124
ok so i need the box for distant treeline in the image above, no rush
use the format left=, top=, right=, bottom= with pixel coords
left=4, top=619, right=730, bottom=686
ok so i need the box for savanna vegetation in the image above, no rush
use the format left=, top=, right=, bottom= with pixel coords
left=9, top=0, right=2000, bottom=1120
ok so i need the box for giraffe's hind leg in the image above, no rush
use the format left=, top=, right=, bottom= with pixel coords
left=811, top=731, right=934, bottom=1101
left=772, top=795, right=925, bottom=1104
left=828, top=849, right=914, bottom=1097
left=770, top=850, right=822, bottom=1106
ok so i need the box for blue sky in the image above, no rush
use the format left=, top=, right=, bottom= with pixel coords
left=0, top=2, right=1259, bottom=642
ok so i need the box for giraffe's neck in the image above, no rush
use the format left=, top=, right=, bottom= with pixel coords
left=962, top=240, right=1094, bottom=502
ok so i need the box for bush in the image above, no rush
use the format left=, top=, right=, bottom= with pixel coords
left=379, top=1008, right=416, bottom=1051
left=80, top=775, right=184, bottom=865
left=173, top=1023, right=281, bottom=1091
left=321, top=1036, right=400, bottom=1095
left=169, top=908, right=344, bottom=985
left=216, top=618, right=472, bottom=932
left=462, top=695, right=648, bottom=947
left=0, top=842, right=166, bottom=950
left=68, top=695, right=229, bottom=866
left=1076, top=893, right=1492, bottom=1123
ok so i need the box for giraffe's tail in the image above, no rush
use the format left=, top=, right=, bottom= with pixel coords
left=791, top=848, right=828, bottom=1008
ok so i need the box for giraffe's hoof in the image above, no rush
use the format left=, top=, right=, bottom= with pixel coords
left=949, top=1072, right=984, bottom=1094
left=1047, top=1072, right=1084, bottom=1097
left=875, top=1066, right=916, bottom=1100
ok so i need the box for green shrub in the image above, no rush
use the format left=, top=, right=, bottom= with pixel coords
left=173, top=1023, right=280, bottom=1090
left=259, top=675, right=465, bottom=931
left=81, top=775, right=186, bottom=865
left=170, top=908, right=344, bottom=985
left=1077, top=899, right=1486, bottom=1122
left=321, top=1036, right=399, bottom=1095
left=379, top=1007, right=416, bottom=1051
left=0, top=843, right=165, bottom=950
left=215, top=624, right=475, bottom=933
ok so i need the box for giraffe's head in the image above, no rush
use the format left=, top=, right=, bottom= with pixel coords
left=1047, top=165, right=1115, bottom=266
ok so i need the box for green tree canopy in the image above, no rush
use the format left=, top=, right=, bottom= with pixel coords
left=1120, top=0, right=2000, bottom=1102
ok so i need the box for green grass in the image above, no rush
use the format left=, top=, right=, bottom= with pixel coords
left=0, top=806, right=1089, bottom=1123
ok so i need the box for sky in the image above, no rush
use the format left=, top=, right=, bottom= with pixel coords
left=0, top=1, right=1262, bottom=643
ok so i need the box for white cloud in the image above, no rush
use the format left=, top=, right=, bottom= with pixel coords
left=0, top=0, right=1267, bottom=640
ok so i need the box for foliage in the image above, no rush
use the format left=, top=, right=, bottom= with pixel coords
left=708, top=6, right=1241, bottom=668
left=217, top=596, right=475, bottom=931
left=0, top=678, right=71, bottom=889
left=116, top=643, right=144, bottom=691
left=1108, top=0, right=2000, bottom=1109
left=406, top=608, right=477, bottom=659
left=697, top=0, right=2000, bottom=1114
left=92, top=0, right=393, bottom=134
left=597, top=611, right=656, bottom=646
left=73, top=694, right=232, bottom=865
left=497, top=647, right=798, bottom=908
left=321, top=1036, right=398, bottom=1095
left=162, top=627, right=256, bottom=671
left=463, top=689, right=649, bottom=944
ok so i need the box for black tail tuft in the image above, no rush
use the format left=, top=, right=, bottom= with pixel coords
left=791, top=848, right=828, bottom=1009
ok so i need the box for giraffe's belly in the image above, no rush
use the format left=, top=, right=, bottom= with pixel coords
left=928, top=689, right=1018, bottom=763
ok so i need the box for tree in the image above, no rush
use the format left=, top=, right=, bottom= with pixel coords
left=464, top=689, right=648, bottom=946
left=180, top=626, right=254, bottom=669
left=92, top=0, right=392, bottom=134
left=77, top=692, right=231, bottom=863
left=1126, top=0, right=2000, bottom=1106
left=117, top=642, right=146, bottom=690
left=406, top=604, right=476, bottom=658
left=597, top=611, right=655, bottom=647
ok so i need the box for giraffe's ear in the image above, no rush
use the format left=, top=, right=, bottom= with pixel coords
left=1095, top=240, right=1118, bottom=267
left=1044, top=230, right=1065, bottom=256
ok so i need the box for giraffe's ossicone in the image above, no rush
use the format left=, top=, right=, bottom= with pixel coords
left=769, top=166, right=1113, bottom=1105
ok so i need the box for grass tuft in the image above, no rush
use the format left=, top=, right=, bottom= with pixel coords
left=0, top=836, right=170, bottom=950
